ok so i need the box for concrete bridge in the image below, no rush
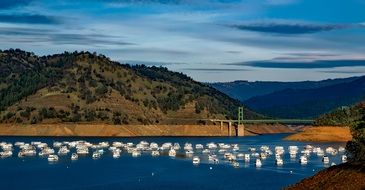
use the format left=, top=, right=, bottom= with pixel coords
left=209, top=118, right=314, bottom=137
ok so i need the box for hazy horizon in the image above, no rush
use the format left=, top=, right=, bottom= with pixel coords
left=1, top=0, right=365, bottom=82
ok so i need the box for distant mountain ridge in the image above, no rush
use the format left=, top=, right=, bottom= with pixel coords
left=244, top=76, right=365, bottom=118
left=210, top=77, right=360, bottom=102
left=210, top=76, right=365, bottom=119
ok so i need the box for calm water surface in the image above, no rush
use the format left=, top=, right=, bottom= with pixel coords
left=0, top=134, right=346, bottom=190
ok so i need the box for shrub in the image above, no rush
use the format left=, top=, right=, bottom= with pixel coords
left=346, top=106, right=365, bottom=162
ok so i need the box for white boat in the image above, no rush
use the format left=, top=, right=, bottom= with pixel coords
left=15, top=142, right=25, bottom=147
left=341, top=155, right=347, bottom=163
left=218, top=149, right=226, bottom=154
left=237, top=153, right=244, bottom=158
left=251, top=152, right=259, bottom=157
left=113, top=151, right=121, bottom=158
left=92, top=152, right=101, bottom=159
left=208, top=155, right=219, bottom=163
left=202, top=149, right=210, bottom=154
left=300, top=155, right=308, bottom=165
left=244, top=154, right=250, bottom=162
left=150, top=142, right=159, bottom=150
left=0, top=151, right=12, bottom=158
left=53, top=142, right=62, bottom=148
left=112, top=142, right=123, bottom=148
left=48, top=154, right=59, bottom=162
left=77, top=148, right=89, bottom=155
left=248, top=147, right=256, bottom=152
left=331, top=162, right=336, bottom=166
left=184, top=143, right=193, bottom=151
left=275, top=154, right=281, bottom=160
left=290, top=152, right=297, bottom=159
left=58, top=146, right=70, bottom=155
left=232, top=161, right=240, bottom=168
left=71, top=153, right=78, bottom=160
left=168, top=149, right=176, bottom=157
left=232, top=144, right=239, bottom=151
left=338, top=146, right=345, bottom=152
left=322, top=156, right=329, bottom=164
left=260, top=153, right=267, bottom=159
left=151, top=150, right=160, bottom=156
left=192, top=156, right=200, bottom=165
left=276, top=158, right=284, bottom=166
left=195, top=144, right=204, bottom=149
left=255, top=159, right=262, bottom=167
left=185, top=150, right=194, bottom=155
left=132, top=150, right=141, bottom=157
left=207, top=143, right=217, bottom=149
left=173, top=143, right=181, bottom=150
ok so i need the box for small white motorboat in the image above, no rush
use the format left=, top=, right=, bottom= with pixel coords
left=300, top=155, right=308, bottom=165
left=71, top=153, right=78, bottom=160
left=92, top=152, right=101, bottom=159
left=151, top=150, right=160, bottom=157
left=244, top=154, right=250, bottom=162
left=48, top=154, right=59, bottom=162
left=322, top=156, right=329, bottom=164
left=276, top=158, right=284, bottom=166
left=342, top=155, right=347, bottom=163
left=192, top=156, right=200, bottom=165
left=255, top=159, right=262, bottom=167
left=131, top=150, right=141, bottom=157
left=113, top=151, right=121, bottom=158
left=232, top=161, right=240, bottom=168
left=168, top=149, right=176, bottom=157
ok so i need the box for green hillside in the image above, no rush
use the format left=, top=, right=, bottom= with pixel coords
left=0, top=49, right=261, bottom=125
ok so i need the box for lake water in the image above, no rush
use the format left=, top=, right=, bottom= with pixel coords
left=0, top=134, right=346, bottom=190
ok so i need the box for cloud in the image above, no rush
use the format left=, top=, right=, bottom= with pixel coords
left=0, top=14, right=60, bottom=25
left=229, top=22, right=347, bottom=34
left=0, top=26, right=134, bottom=46
left=183, top=68, right=251, bottom=71
left=320, top=70, right=365, bottom=74
left=0, top=0, right=33, bottom=9
left=122, top=60, right=186, bottom=66
left=265, top=0, right=296, bottom=5
left=228, top=59, right=365, bottom=69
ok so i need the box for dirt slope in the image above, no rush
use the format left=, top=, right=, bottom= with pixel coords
left=286, top=162, right=365, bottom=190
left=284, top=126, right=351, bottom=142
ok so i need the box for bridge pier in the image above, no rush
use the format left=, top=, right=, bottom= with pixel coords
left=228, top=121, right=232, bottom=136
left=237, top=124, right=245, bottom=136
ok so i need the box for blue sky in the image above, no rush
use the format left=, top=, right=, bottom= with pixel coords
left=1, top=0, right=365, bottom=82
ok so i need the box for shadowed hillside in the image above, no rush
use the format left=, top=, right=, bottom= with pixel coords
left=210, top=77, right=359, bottom=102
left=0, top=49, right=261, bottom=125
left=244, top=77, right=365, bottom=118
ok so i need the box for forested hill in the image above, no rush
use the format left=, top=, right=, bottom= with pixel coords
left=210, top=77, right=359, bottom=102
left=315, top=102, right=365, bottom=126
left=0, top=49, right=261, bottom=125
left=244, top=76, right=365, bottom=119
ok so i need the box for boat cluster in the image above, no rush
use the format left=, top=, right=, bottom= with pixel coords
left=0, top=141, right=347, bottom=168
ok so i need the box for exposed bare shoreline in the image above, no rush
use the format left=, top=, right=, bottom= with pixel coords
left=0, top=123, right=295, bottom=137
left=284, top=126, right=352, bottom=142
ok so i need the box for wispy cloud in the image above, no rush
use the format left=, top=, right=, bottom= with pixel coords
left=0, top=14, right=60, bottom=25
left=0, top=0, right=33, bottom=9
left=228, top=59, right=365, bottom=69
left=229, top=22, right=347, bottom=35
left=0, top=26, right=134, bottom=46
left=183, top=68, right=251, bottom=71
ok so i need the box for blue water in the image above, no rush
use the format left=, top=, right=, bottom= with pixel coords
left=0, top=134, right=346, bottom=190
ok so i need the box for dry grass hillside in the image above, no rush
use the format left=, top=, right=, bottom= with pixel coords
left=0, top=49, right=262, bottom=125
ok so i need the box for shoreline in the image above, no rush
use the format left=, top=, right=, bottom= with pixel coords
left=0, top=123, right=295, bottom=137
left=284, top=126, right=351, bottom=142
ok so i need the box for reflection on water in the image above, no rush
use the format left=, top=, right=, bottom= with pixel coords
left=0, top=134, right=346, bottom=190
